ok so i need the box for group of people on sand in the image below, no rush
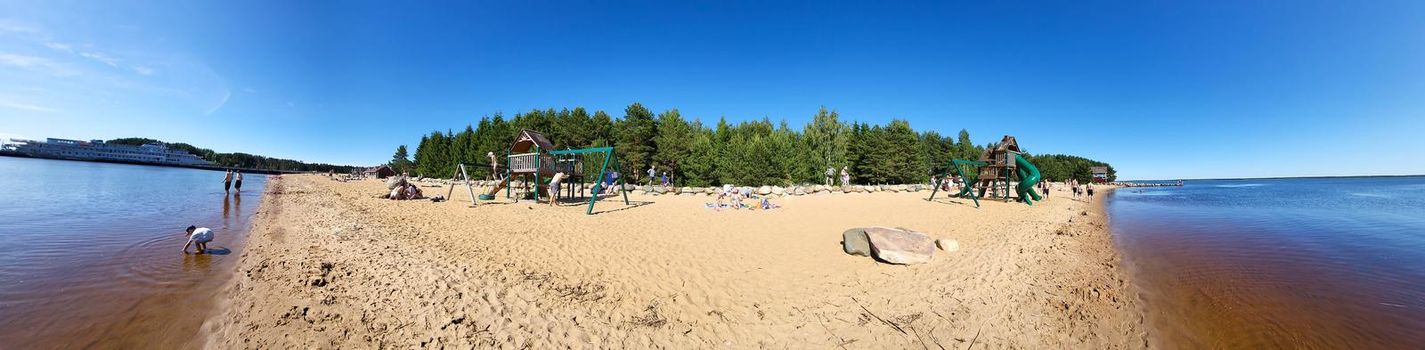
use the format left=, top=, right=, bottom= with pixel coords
left=386, top=172, right=427, bottom=200
left=1067, top=178, right=1094, bottom=198
left=647, top=165, right=672, bottom=187
left=222, top=169, right=244, bottom=194
left=709, top=184, right=780, bottom=211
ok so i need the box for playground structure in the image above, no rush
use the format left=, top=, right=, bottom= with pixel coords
left=927, top=135, right=1042, bottom=207
left=490, top=129, right=630, bottom=214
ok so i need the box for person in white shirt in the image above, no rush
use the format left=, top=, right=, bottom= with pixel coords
left=182, top=225, right=215, bottom=254
left=548, top=172, right=566, bottom=207
left=487, top=152, right=499, bottom=179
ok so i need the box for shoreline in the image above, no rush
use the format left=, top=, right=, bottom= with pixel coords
left=207, top=175, right=1145, bottom=348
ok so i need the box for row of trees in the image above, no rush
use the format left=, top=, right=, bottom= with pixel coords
left=393, top=104, right=1115, bottom=186
left=109, top=138, right=358, bottom=173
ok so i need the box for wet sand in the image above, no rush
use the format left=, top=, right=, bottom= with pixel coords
left=206, top=175, right=1144, bottom=348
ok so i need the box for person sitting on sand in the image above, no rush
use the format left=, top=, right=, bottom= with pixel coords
left=548, top=171, right=566, bottom=207
left=759, top=196, right=780, bottom=210
left=729, top=186, right=745, bottom=209
left=714, top=184, right=734, bottom=210
left=182, top=225, right=214, bottom=254
left=404, top=183, right=424, bottom=200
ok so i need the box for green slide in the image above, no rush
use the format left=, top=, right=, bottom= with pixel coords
left=1014, top=154, right=1043, bottom=205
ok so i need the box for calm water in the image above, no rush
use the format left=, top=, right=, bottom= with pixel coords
left=1110, top=176, right=1425, bottom=348
left=0, top=157, right=265, bottom=348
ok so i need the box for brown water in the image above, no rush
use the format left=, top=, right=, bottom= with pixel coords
left=0, top=157, right=265, bottom=348
left=1109, top=177, right=1425, bottom=348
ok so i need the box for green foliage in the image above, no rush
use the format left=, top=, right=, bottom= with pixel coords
left=1025, top=154, right=1117, bottom=183
left=616, top=103, right=658, bottom=181
left=106, top=137, right=357, bottom=173
left=389, top=145, right=413, bottom=173
left=400, top=105, right=1115, bottom=186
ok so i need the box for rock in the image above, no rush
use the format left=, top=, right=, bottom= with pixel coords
left=757, top=186, right=772, bottom=195
left=865, top=227, right=936, bottom=265
left=654, top=186, right=669, bottom=194
left=741, top=186, right=755, bottom=196
left=772, top=186, right=785, bottom=195
left=385, top=177, right=407, bottom=190
left=842, top=228, right=872, bottom=257
left=705, top=187, right=716, bottom=194
left=793, top=187, right=807, bottom=195
left=680, top=187, right=693, bottom=194
left=842, top=185, right=855, bottom=193
left=936, top=239, right=960, bottom=252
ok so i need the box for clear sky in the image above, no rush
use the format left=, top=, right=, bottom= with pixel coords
left=1, top=1, right=1422, bottom=180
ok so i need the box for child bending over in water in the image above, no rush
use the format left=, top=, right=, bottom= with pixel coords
left=182, top=225, right=214, bottom=254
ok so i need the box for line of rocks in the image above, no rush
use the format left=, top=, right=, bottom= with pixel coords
left=410, top=178, right=939, bottom=197
left=413, top=180, right=934, bottom=196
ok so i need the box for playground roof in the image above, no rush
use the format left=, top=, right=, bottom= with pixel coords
left=510, top=129, right=555, bottom=153
left=978, top=135, right=1022, bottom=162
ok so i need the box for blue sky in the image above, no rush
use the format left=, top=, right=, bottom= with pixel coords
left=1, top=1, right=1422, bottom=179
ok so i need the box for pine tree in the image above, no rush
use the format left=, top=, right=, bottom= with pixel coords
left=653, top=109, right=694, bottom=184
left=616, top=103, right=658, bottom=183
left=389, top=145, right=413, bottom=173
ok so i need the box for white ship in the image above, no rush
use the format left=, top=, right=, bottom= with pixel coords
left=2, top=138, right=212, bottom=166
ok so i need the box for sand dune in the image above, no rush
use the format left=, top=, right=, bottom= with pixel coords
left=206, top=175, right=1144, bottom=348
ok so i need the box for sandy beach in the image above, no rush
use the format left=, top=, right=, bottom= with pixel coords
left=206, top=175, right=1144, bottom=348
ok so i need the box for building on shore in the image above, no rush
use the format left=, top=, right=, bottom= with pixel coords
left=2, top=138, right=211, bottom=166
left=363, top=165, right=396, bottom=179
left=1091, top=166, right=1109, bottom=183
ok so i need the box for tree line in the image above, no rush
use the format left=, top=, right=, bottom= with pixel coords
left=394, top=103, right=1115, bottom=186
left=108, top=137, right=358, bottom=173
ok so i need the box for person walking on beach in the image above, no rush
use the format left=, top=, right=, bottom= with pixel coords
left=234, top=171, right=244, bottom=193
left=647, top=165, right=656, bottom=186
left=840, top=166, right=850, bottom=187
left=548, top=171, right=566, bottom=207
left=222, top=170, right=233, bottom=193
left=182, top=225, right=215, bottom=254
left=1087, top=183, right=1095, bottom=198
left=825, top=167, right=835, bottom=186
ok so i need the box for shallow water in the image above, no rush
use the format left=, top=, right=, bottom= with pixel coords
left=1110, top=177, right=1425, bottom=348
left=0, top=157, right=264, bottom=348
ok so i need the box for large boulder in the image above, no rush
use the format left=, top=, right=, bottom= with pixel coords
left=842, top=228, right=872, bottom=257
left=757, top=186, right=773, bottom=195
left=386, top=176, right=407, bottom=190
left=680, top=187, right=693, bottom=194
left=772, top=186, right=786, bottom=196
left=865, top=227, right=936, bottom=265
left=793, top=187, right=807, bottom=195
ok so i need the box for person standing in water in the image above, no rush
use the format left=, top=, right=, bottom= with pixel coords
left=233, top=171, right=243, bottom=193
left=222, top=170, right=233, bottom=193
left=182, top=225, right=215, bottom=254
